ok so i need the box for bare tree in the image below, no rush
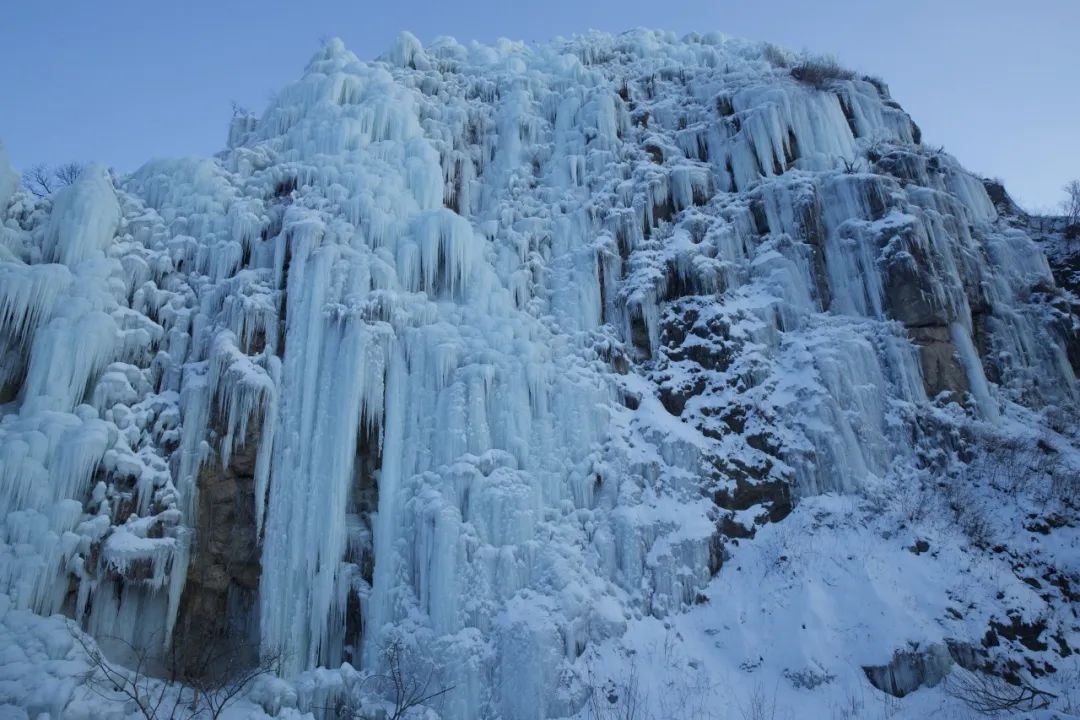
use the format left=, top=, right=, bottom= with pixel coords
left=1062, top=179, right=1080, bottom=231
left=322, top=639, right=455, bottom=720
left=71, top=624, right=282, bottom=720
left=177, top=639, right=285, bottom=719
left=74, top=630, right=192, bottom=720
left=21, top=162, right=84, bottom=197
left=944, top=668, right=1056, bottom=715
left=375, top=638, right=455, bottom=720
left=54, top=161, right=85, bottom=186
left=22, top=163, right=56, bottom=197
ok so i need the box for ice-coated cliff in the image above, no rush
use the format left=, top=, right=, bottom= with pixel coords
left=1, top=29, right=1077, bottom=720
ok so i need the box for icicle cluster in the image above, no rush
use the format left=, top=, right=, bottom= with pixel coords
left=0, top=30, right=1075, bottom=720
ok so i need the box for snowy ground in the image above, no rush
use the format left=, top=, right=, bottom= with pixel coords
left=576, top=395, right=1080, bottom=720
left=584, top=496, right=1080, bottom=720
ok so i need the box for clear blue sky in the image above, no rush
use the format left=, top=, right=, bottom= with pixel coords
left=2, top=0, right=1077, bottom=210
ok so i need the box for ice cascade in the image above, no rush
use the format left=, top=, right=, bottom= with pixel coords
left=0, top=29, right=1076, bottom=720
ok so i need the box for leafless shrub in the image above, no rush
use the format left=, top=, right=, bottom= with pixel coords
left=759, top=522, right=804, bottom=579
left=738, top=682, right=780, bottom=720
left=893, top=478, right=932, bottom=527
left=866, top=140, right=890, bottom=165
left=71, top=624, right=283, bottom=720
left=943, top=668, right=1055, bottom=715
left=835, top=685, right=913, bottom=720
left=943, top=480, right=995, bottom=549
left=934, top=426, right=1077, bottom=546
left=830, top=688, right=864, bottom=720
left=971, top=437, right=1039, bottom=495
left=960, top=510, right=994, bottom=549
left=179, top=641, right=285, bottom=719
left=862, top=75, right=889, bottom=98
left=790, top=56, right=856, bottom=89
left=75, top=630, right=190, bottom=720
left=648, top=632, right=721, bottom=720
left=1050, top=470, right=1079, bottom=510
left=364, top=637, right=454, bottom=720
left=938, top=461, right=996, bottom=549
left=587, top=661, right=651, bottom=720
left=967, top=432, right=1071, bottom=505
left=762, top=44, right=790, bottom=69
left=1056, top=659, right=1080, bottom=715
left=838, top=157, right=864, bottom=174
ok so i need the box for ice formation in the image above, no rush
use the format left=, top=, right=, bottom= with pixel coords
left=1, top=29, right=1077, bottom=720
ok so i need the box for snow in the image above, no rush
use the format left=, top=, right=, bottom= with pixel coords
left=0, top=27, right=1077, bottom=720
left=583, top=407, right=1080, bottom=718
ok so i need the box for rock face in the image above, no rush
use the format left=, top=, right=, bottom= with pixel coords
left=0, top=30, right=1077, bottom=720
left=173, top=415, right=263, bottom=673
left=909, top=325, right=969, bottom=399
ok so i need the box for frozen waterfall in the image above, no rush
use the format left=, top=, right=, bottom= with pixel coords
left=0, top=29, right=1076, bottom=720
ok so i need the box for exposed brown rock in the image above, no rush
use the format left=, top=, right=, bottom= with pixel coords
left=713, top=475, right=792, bottom=524
left=883, top=239, right=954, bottom=327
left=173, top=416, right=263, bottom=673
left=909, top=325, right=969, bottom=399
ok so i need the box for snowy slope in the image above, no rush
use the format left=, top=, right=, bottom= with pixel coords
left=0, top=29, right=1078, bottom=720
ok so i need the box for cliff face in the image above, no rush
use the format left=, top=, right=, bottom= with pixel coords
left=0, top=30, right=1077, bottom=719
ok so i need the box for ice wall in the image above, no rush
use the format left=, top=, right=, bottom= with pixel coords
left=0, top=28, right=1075, bottom=720
left=1, top=162, right=189, bottom=654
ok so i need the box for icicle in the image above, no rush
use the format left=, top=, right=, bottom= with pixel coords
left=0, top=263, right=72, bottom=341
left=1, top=32, right=1072, bottom=720
left=261, top=235, right=394, bottom=671
left=207, top=331, right=276, bottom=470
left=21, top=309, right=119, bottom=412
left=950, top=322, right=1000, bottom=422
left=42, top=166, right=121, bottom=266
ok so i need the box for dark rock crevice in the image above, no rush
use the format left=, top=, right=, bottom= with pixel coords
left=173, top=417, right=264, bottom=675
